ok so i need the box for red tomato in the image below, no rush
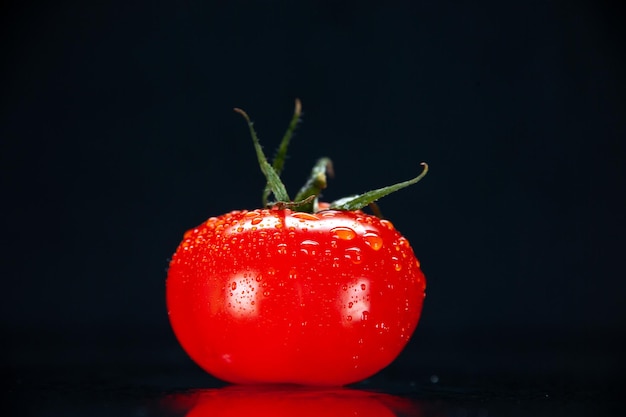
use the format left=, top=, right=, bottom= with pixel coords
left=167, top=207, right=425, bottom=385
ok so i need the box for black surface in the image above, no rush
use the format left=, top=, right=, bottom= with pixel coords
left=5, top=360, right=622, bottom=416
left=4, top=327, right=624, bottom=415
left=2, top=0, right=625, bottom=415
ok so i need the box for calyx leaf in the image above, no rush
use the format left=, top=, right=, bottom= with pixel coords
left=329, top=163, right=429, bottom=211
left=234, top=100, right=428, bottom=214
left=263, top=99, right=302, bottom=206
left=233, top=107, right=290, bottom=203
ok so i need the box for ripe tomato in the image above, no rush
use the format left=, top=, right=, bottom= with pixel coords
left=166, top=100, right=428, bottom=385
left=167, top=208, right=425, bottom=385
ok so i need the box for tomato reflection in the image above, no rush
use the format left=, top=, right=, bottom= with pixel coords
left=163, top=385, right=423, bottom=417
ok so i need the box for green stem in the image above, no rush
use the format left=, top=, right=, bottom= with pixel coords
left=294, top=157, right=333, bottom=212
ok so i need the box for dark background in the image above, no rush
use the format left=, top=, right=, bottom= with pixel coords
left=2, top=0, right=625, bottom=407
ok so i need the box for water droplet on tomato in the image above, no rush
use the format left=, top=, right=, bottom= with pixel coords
left=288, top=268, right=297, bottom=279
left=363, top=232, right=383, bottom=250
left=380, top=219, right=395, bottom=230
left=255, top=274, right=263, bottom=282
left=292, top=212, right=320, bottom=221
left=263, top=291, right=270, bottom=297
left=330, top=226, right=356, bottom=240
left=300, top=239, right=319, bottom=255
left=360, top=283, right=367, bottom=291
left=344, top=247, right=362, bottom=264
left=332, top=258, right=340, bottom=268
left=361, top=311, right=370, bottom=321
left=231, top=282, right=237, bottom=290
left=342, top=285, right=348, bottom=291
left=277, top=243, right=287, bottom=255
left=347, top=315, right=352, bottom=321
left=392, top=256, right=402, bottom=271
left=348, top=301, right=354, bottom=308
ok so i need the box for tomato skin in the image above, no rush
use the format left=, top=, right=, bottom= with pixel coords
left=166, top=208, right=426, bottom=386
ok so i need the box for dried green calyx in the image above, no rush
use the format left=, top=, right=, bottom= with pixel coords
left=234, top=99, right=428, bottom=214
